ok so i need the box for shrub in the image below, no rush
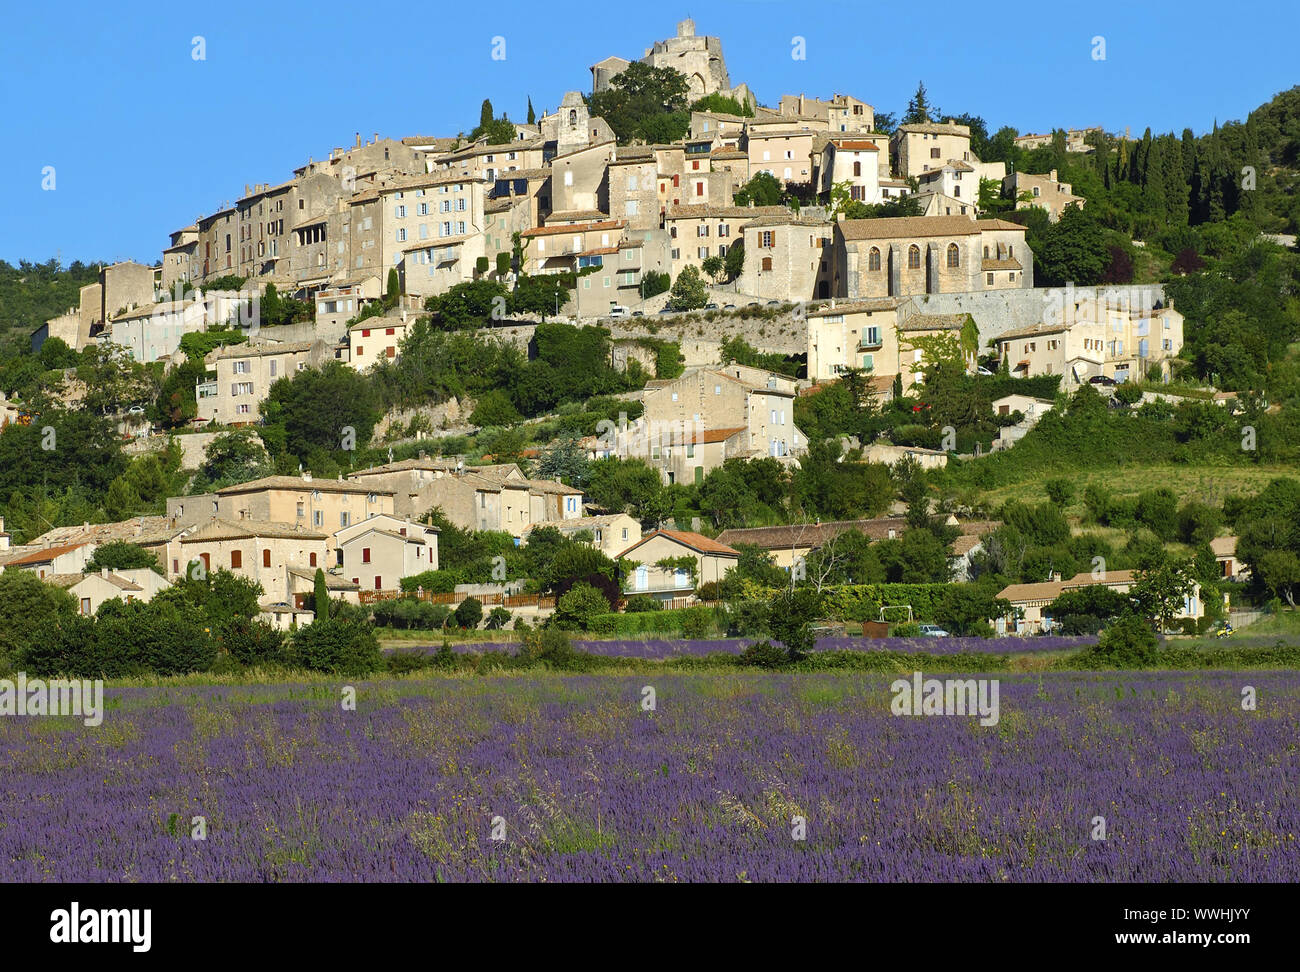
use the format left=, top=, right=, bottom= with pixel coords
left=727, top=599, right=770, bottom=637
left=217, top=617, right=286, bottom=666
left=292, top=619, right=383, bottom=675
left=622, top=594, right=661, bottom=613
left=891, top=621, right=922, bottom=637
left=695, top=581, right=721, bottom=601
left=454, top=597, right=483, bottom=630
left=1045, top=478, right=1075, bottom=507
left=553, top=582, right=613, bottom=631
left=737, top=640, right=790, bottom=669
left=522, top=626, right=578, bottom=669
left=679, top=605, right=714, bottom=638
left=1088, top=614, right=1159, bottom=667
left=485, top=606, right=512, bottom=629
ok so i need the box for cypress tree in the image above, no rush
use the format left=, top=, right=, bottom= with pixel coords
left=314, top=568, right=330, bottom=622
left=479, top=99, right=493, bottom=129
left=526, top=96, right=536, bottom=125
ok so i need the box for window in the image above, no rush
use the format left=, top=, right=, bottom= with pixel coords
left=946, top=243, right=959, bottom=268
left=80, top=597, right=91, bottom=615
left=313, top=511, right=323, bottom=527
left=987, top=272, right=994, bottom=285
left=340, top=511, right=350, bottom=527
left=908, top=245, right=921, bottom=269
left=309, top=553, right=317, bottom=567
left=231, top=550, right=242, bottom=568
left=362, top=548, right=371, bottom=563
left=698, top=247, right=709, bottom=259
left=761, top=256, right=773, bottom=271
left=868, top=247, right=881, bottom=271
left=930, top=147, right=941, bottom=159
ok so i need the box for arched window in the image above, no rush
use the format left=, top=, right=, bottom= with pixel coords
left=908, top=245, right=921, bottom=269
left=947, top=243, right=960, bottom=268
left=868, top=247, right=881, bottom=271
left=569, top=109, right=577, bottom=127
left=853, top=161, right=861, bottom=177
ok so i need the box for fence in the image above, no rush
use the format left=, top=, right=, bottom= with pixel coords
left=359, top=589, right=555, bottom=610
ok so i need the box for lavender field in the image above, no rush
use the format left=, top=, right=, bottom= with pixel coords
left=403, top=634, right=1097, bottom=659
left=3, top=672, right=1297, bottom=881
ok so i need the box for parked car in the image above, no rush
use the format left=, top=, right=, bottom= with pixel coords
left=126, top=405, right=146, bottom=415
left=658, top=307, right=676, bottom=315
left=704, top=302, right=719, bottom=310
left=766, top=299, right=782, bottom=306
left=631, top=310, right=645, bottom=317
left=746, top=300, right=761, bottom=307
left=976, top=366, right=994, bottom=376
left=918, top=624, right=950, bottom=638
left=723, top=303, right=736, bottom=310
left=1089, top=375, right=1118, bottom=386
left=607, top=305, right=629, bottom=319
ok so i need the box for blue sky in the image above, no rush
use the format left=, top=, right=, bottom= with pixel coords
left=2, top=0, right=1296, bottom=265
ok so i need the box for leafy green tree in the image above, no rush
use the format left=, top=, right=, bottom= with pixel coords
left=552, top=582, right=612, bottom=631
left=194, top=428, right=271, bottom=491
left=1088, top=614, right=1159, bottom=667
left=261, top=361, right=380, bottom=464
left=1132, top=560, right=1196, bottom=632
left=734, top=172, right=784, bottom=206
left=668, top=265, right=709, bottom=311
left=425, top=279, right=508, bottom=328
left=85, top=541, right=162, bottom=574
left=1045, top=478, right=1075, bottom=507
left=587, top=62, right=691, bottom=144
left=510, top=274, right=571, bottom=319
left=1032, top=203, right=1111, bottom=287
left=701, top=255, right=726, bottom=284
left=0, top=569, right=77, bottom=662
left=766, top=588, right=823, bottom=660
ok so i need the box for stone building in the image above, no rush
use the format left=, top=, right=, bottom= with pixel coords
left=737, top=213, right=835, bottom=301
left=833, top=215, right=1032, bottom=299
left=1004, top=169, right=1085, bottom=222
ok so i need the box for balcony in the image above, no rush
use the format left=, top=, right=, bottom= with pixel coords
left=857, top=334, right=883, bottom=351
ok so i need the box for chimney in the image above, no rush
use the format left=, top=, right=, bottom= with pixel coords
left=1049, top=169, right=1058, bottom=182
left=244, top=183, right=250, bottom=196
left=356, top=132, right=362, bottom=148
left=303, top=470, right=313, bottom=483
left=373, top=132, right=379, bottom=145
left=101, top=567, right=109, bottom=579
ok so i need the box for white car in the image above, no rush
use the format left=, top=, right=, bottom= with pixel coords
left=607, top=305, right=629, bottom=319
left=918, top=624, right=950, bottom=638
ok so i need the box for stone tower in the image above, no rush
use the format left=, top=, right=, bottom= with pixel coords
left=557, top=91, right=590, bottom=156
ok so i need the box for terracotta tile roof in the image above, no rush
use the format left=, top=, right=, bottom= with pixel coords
left=520, top=219, right=625, bottom=238
left=285, top=566, right=360, bottom=589
left=831, top=140, right=880, bottom=151
left=1, top=542, right=88, bottom=567
left=895, top=121, right=970, bottom=136
left=982, top=257, right=1024, bottom=270
left=618, top=529, right=740, bottom=560
left=807, top=298, right=909, bottom=318
left=547, top=209, right=610, bottom=223
left=997, top=581, right=1065, bottom=603
left=996, top=322, right=1071, bottom=342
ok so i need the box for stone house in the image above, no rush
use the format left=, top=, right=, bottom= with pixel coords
left=1004, top=169, right=1085, bottom=222
left=197, top=339, right=337, bottom=426
left=178, top=518, right=332, bottom=603
left=737, top=213, right=835, bottom=300
left=663, top=204, right=785, bottom=278
left=617, top=529, right=740, bottom=598
left=335, top=514, right=440, bottom=592
left=53, top=568, right=172, bottom=616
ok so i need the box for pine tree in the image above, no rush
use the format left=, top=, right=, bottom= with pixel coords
left=904, top=82, right=935, bottom=124
left=526, top=96, right=536, bottom=125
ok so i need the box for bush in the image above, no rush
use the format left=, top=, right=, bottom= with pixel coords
left=521, top=626, right=578, bottom=668
left=695, top=581, right=721, bottom=601
left=727, top=599, right=770, bottom=637
left=291, top=618, right=383, bottom=675
left=553, top=582, right=614, bottom=631
left=737, top=640, right=790, bottom=669
left=1045, top=478, right=1075, bottom=507
left=485, top=606, right=512, bottom=629
left=1087, top=614, right=1159, bottom=667
left=454, top=597, right=483, bottom=630
left=217, top=617, right=286, bottom=666
left=679, top=606, right=715, bottom=638
left=891, top=621, right=922, bottom=637
left=622, top=594, right=661, bottom=613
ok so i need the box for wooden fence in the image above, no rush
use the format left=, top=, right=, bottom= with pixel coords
left=359, top=589, right=555, bottom=610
